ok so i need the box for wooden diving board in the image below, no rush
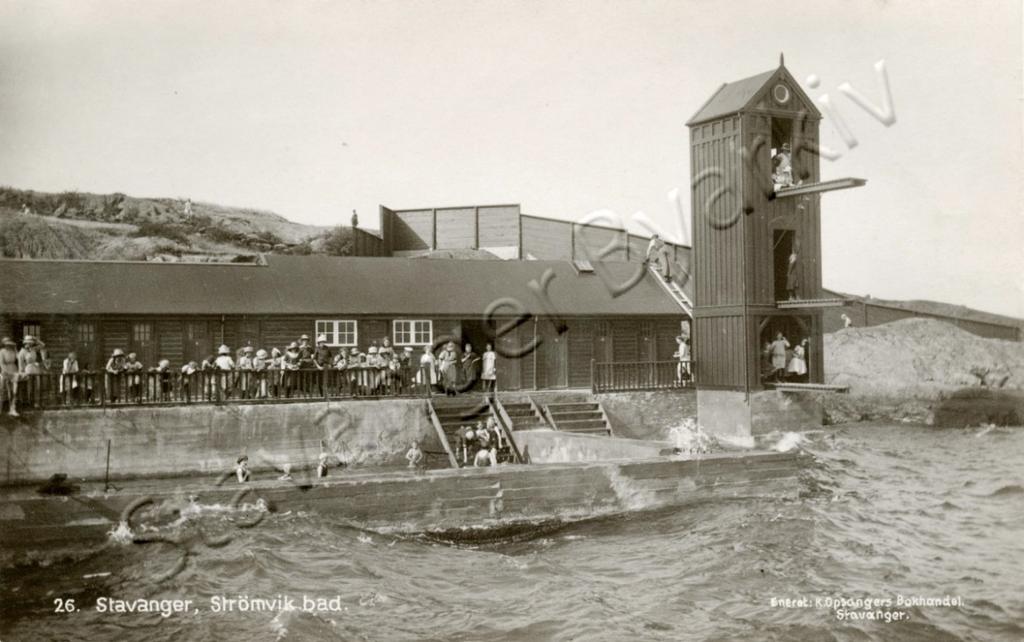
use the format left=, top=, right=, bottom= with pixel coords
left=772, top=177, right=866, bottom=199
left=768, top=382, right=850, bottom=394
left=775, top=298, right=850, bottom=309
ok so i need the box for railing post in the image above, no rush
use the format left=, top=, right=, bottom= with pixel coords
left=590, top=359, right=596, bottom=394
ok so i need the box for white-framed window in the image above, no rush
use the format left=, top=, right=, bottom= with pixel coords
left=315, top=320, right=358, bottom=347
left=393, top=320, right=432, bottom=346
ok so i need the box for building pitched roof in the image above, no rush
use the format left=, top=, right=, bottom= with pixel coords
left=0, top=255, right=684, bottom=317
left=687, top=69, right=776, bottom=126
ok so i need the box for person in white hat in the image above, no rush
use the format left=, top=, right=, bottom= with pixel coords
left=312, top=334, right=332, bottom=396
left=269, top=347, right=284, bottom=397
left=213, top=344, right=235, bottom=399
left=253, top=349, right=269, bottom=398
left=0, top=337, right=20, bottom=416
left=297, top=334, right=314, bottom=369
left=283, top=342, right=301, bottom=397
left=105, top=348, right=127, bottom=403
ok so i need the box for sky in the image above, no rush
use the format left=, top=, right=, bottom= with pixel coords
left=1, top=0, right=1021, bottom=317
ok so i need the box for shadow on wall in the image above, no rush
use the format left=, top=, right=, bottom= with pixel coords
left=597, top=390, right=697, bottom=440
left=315, top=403, right=438, bottom=466
left=932, top=388, right=1024, bottom=428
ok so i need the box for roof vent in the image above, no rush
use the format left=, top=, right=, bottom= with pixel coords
left=571, top=259, right=594, bottom=274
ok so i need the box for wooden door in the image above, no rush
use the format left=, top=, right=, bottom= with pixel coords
left=495, top=328, right=522, bottom=391
left=538, top=322, right=568, bottom=389
left=130, top=321, right=157, bottom=366
left=184, top=321, right=213, bottom=364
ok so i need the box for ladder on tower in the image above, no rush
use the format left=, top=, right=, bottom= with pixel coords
left=648, top=265, right=693, bottom=317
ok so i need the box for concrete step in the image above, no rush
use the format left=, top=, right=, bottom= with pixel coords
left=547, top=402, right=600, bottom=411
left=549, top=410, right=603, bottom=421
left=559, top=424, right=611, bottom=435
left=555, top=418, right=609, bottom=431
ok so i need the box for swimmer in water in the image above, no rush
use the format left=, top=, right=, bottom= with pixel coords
left=235, top=455, right=250, bottom=483
left=406, top=440, right=424, bottom=469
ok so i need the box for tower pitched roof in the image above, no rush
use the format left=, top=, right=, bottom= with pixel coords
left=686, top=64, right=820, bottom=126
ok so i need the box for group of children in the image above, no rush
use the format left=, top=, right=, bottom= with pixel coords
left=763, top=332, right=809, bottom=383
left=452, top=417, right=506, bottom=467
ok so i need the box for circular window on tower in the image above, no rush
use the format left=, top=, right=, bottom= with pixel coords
left=773, top=83, right=791, bottom=104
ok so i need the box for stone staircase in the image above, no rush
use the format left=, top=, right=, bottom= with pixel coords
left=497, top=400, right=548, bottom=431
left=543, top=398, right=612, bottom=436
left=428, top=398, right=519, bottom=466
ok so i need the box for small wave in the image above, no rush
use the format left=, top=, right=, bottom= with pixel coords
left=106, top=521, right=134, bottom=545
left=357, top=590, right=388, bottom=607
left=774, top=432, right=804, bottom=453
left=987, top=484, right=1023, bottom=497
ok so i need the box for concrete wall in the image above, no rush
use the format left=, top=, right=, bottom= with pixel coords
left=1, top=400, right=441, bottom=484
left=695, top=389, right=824, bottom=438
left=597, top=389, right=697, bottom=440
left=513, top=429, right=671, bottom=463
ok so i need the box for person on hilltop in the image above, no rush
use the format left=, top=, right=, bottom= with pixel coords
left=1, top=337, right=21, bottom=416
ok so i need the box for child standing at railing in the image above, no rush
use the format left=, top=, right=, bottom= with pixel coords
left=61, top=351, right=80, bottom=405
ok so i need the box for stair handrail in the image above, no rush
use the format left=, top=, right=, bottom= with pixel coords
left=527, top=396, right=552, bottom=429
left=488, top=397, right=525, bottom=464
left=426, top=399, right=459, bottom=468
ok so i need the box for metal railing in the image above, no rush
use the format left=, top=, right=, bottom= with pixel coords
left=10, top=366, right=440, bottom=410
left=591, top=360, right=693, bottom=393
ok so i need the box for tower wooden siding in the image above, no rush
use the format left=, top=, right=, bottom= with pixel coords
left=690, top=64, right=825, bottom=391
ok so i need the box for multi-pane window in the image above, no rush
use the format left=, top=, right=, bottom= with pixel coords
left=21, top=323, right=42, bottom=342
left=132, top=323, right=153, bottom=342
left=76, top=323, right=96, bottom=343
left=315, top=320, right=358, bottom=347
left=393, top=320, right=432, bottom=346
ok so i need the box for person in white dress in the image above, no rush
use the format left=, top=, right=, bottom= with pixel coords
left=787, top=339, right=808, bottom=382
left=417, top=345, right=437, bottom=390
left=481, top=343, right=497, bottom=393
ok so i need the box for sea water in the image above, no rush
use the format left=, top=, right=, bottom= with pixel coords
left=1, top=424, right=1022, bottom=641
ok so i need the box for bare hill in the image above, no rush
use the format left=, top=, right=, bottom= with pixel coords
left=0, top=186, right=344, bottom=262
left=825, top=318, right=1024, bottom=398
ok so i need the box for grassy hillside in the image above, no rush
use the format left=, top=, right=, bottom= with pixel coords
left=0, top=186, right=349, bottom=262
